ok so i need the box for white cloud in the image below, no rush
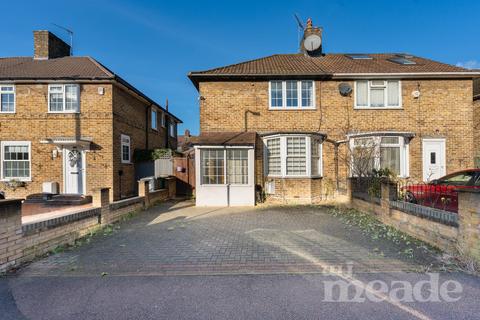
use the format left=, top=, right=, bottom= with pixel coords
left=456, top=60, right=480, bottom=70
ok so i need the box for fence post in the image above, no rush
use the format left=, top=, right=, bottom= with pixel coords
left=138, top=179, right=150, bottom=208
left=457, top=189, right=480, bottom=264
left=92, top=188, right=110, bottom=225
left=380, top=180, right=394, bottom=216
left=0, top=199, right=24, bottom=272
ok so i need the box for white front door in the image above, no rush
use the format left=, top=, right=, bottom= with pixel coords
left=64, top=147, right=84, bottom=194
left=422, top=139, right=446, bottom=182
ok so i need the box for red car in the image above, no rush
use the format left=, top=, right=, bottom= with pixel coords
left=402, top=169, right=480, bottom=213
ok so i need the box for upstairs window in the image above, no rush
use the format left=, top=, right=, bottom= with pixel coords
left=121, top=134, right=131, bottom=164
left=48, top=84, right=80, bottom=112
left=0, top=85, right=15, bottom=113
left=269, top=80, right=315, bottom=109
left=169, top=121, right=176, bottom=137
left=151, top=109, right=158, bottom=130
left=355, top=80, right=401, bottom=108
left=161, top=111, right=166, bottom=127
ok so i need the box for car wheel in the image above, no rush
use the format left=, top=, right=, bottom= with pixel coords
left=404, top=191, right=417, bottom=204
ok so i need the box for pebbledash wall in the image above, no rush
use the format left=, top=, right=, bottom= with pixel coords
left=199, top=79, right=476, bottom=202
left=0, top=83, right=176, bottom=201
left=0, top=178, right=176, bottom=273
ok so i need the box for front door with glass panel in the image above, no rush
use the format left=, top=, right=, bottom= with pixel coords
left=64, top=146, right=84, bottom=194
left=422, top=139, right=446, bottom=182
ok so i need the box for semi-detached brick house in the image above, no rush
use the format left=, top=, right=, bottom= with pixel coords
left=0, top=31, right=181, bottom=201
left=188, top=19, right=480, bottom=206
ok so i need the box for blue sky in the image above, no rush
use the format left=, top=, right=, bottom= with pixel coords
left=1, top=0, right=479, bottom=134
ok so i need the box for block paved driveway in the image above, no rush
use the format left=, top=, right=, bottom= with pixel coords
left=18, top=200, right=441, bottom=276
left=4, top=201, right=480, bottom=320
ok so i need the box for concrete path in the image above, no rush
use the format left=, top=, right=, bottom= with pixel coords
left=1, top=200, right=479, bottom=319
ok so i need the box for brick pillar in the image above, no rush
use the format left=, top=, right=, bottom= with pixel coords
left=380, top=180, right=395, bottom=216
left=166, top=177, right=176, bottom=199
left=138, top=180, right=150, bottom=208
left=457, top=190, right=480, bottom=264
left=92, top=188, right=110, bottom=225
left=346, top=178, right=353, bottom=204
left=0, top=199, right=24, bottom=273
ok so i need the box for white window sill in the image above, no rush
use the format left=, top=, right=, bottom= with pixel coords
left=121, top=161, right=132, bottom=165
left=266, top=175, right=322, bottom=179
left=47, top=111, right=80, bottom=114
left=268, top=107, right=317, bottom=111
left=354, top=106, right=403, bottom=110
left=1, top=179, right=31, bottom=182
left=0, top=111, right=16, bottom=114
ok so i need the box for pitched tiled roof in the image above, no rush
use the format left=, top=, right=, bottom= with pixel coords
left=0, top=56, right=113, bottom=80
left=190, top=132, right=257, bottom=146
left=0, top=56, right=182, bottom=123
left=189, top=53, right=479, bottom=81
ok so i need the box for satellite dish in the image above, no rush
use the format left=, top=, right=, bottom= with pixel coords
left=303, top=34, right=321, bottom=52
left=339, top=83, right=352, bottom=97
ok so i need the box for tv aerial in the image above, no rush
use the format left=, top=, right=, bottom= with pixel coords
left=52, top=23, right=74, bottom=55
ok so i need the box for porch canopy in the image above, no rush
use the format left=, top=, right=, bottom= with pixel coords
left=190, top=132, right=257, bottom=147
left=40, top=136, right=93, bottom=149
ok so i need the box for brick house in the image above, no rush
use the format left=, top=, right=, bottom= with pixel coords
left=0, top=31, right=181, bottom=201
left=188, top=19, right=480, bottom=206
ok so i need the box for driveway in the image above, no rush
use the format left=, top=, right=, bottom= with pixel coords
left=2, top=201, right=480, bottom=320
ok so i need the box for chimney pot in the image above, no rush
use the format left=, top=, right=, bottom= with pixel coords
left=33, top=30, right=71, bottom=60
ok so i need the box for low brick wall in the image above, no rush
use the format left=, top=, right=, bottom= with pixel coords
left=0, top=177, right=177, bottom=273
left=351, top=198, right=458, bottom=251
left=347, top=179, right=480, bottom=261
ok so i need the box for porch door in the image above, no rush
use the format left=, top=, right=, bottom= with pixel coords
left=64, top=146, right=84, bottom=194
left=422, top=139, right=446, bottom=182
left=195, top=147, right=254, bottom=206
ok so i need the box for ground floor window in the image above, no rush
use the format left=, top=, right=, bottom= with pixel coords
left=349, top=135, right=409, bottom=177
left=1, top=141, right=31, bottom=181
left=264, top=134, right=323, bottom=178
left=200, top=148, right=249, bottom=185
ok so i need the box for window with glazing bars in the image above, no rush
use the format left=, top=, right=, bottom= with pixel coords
left=286, top=137, right=306, bottom=175
left=227, top=149, right=248, bottom=184
left=201, top=149, right=225, bottom=184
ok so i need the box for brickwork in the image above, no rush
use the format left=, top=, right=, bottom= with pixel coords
left=474, top=99, right=480, bottom=167
left=33, top=31, right=70, bottom=59
left=0, top=177, right=176, bottom=273
left=0, top=82, right=176, bottom=202
left=199, top=79, right=476, bottom=201
left=458, top=190, right=480, bottom=262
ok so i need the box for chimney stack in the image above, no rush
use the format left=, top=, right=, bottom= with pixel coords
left=33, top=31, right=71, bottom=60
left=300, top=18, right=323, bottom=57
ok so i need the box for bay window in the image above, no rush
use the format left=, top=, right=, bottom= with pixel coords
left=269, top=80, right=315, bottom=109
left=349, top=135, right=409, bottom=177
left=1, top=141, right=31, bottom=181
left=355, top=80, right=401, bottom=108
left=48, top=84, right=80, bottom=112
left=264, top=134, right=323, bottom=178
left=0, top=85, right=15, bottom=113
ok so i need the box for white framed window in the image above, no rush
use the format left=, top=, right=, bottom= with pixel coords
left=48, top=84, right=80, bottom=112
left=1, top=141, right=31, bottom=181
left=354, top=80, right=401, bottom=108
left=0, top=85, right=15, bottom=113
left=169, top=121, right=176, bottom=137
left=349, top=135, right=409, bottom=177
left=121, top=134, right=131, bottom=164
left=161, top=111, right=166, bottom=127
left=269, top=80, right=315, bottom=109
left=151, top=109, right=158, bottom=130
left=227, top=149, right=248, bottom=185
left=201, top=149, right=225, bottom=185
left=200, top=148, right=250, bottom=185
left=264, top=134, right=323, bottom=178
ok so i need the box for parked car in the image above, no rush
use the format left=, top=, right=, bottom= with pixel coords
left=402, top=169, right=480, bottom=213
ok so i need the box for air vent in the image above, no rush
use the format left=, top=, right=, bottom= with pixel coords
left=345, top=54, right=373, bottom=60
